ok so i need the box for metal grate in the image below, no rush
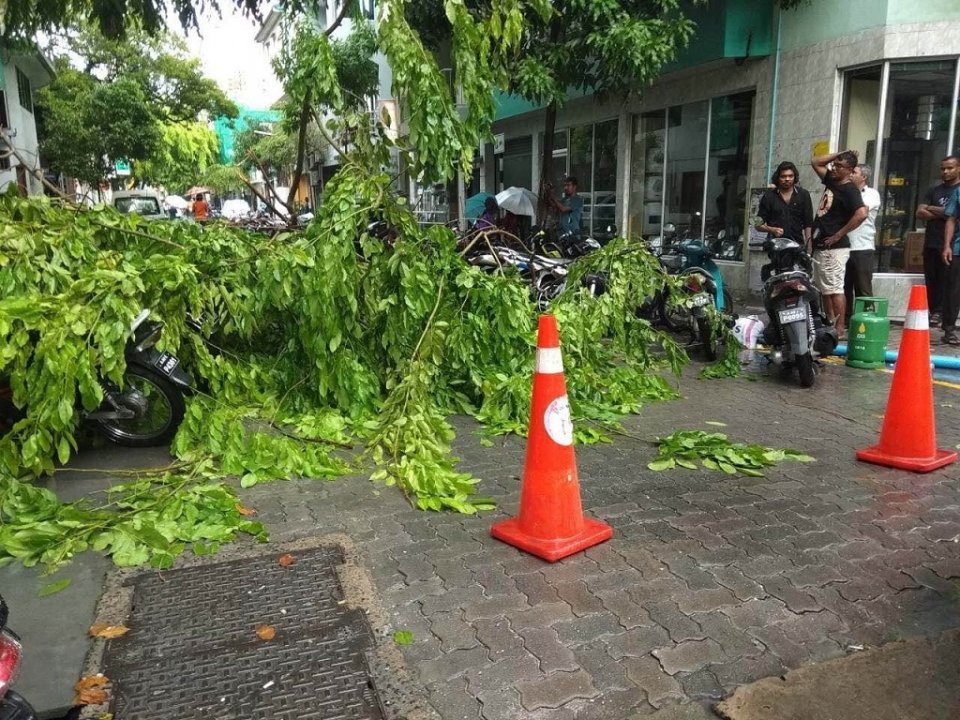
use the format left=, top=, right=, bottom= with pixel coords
left=102, top=546, right=384, bottom=720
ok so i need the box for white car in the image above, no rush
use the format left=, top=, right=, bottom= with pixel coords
left=113, top=191, right=167, bottom=221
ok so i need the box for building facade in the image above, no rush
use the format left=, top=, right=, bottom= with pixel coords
left=0, top=48, right=55, bottom=196
left=488, top=0, right=960, bottom=316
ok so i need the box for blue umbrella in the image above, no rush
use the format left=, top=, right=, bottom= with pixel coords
left=465, top=192, right=493, bottom=220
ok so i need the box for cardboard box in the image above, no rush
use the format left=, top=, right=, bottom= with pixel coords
left=904, top=231, right=924, bottom=273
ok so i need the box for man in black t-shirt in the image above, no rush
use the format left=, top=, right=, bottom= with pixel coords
left=758, top=161, right=814, bottom=245
left=916, top=155, right=960, bottom=320
left=811, top=150, right=868, bottom=338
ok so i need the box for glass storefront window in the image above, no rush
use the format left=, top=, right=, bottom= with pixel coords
left=840, top=59, right=960, bottom=273
left=542, top=119, right=620, bottom=235
left=628, top=91, right=754, bottom=260
left=628, top=111, right=666, bottom=237
left=664, top=100, right=710, bottom=239
left=703, top=91, right=755, bottom=261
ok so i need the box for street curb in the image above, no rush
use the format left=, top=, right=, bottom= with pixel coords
left=77, top=534, right=440, bottom=720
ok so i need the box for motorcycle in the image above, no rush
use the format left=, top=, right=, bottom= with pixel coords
left=655, top=237, right=734, bottom=360
left=1, top=309, right=192, bottom=447
left=0, top=595, right=37, bottom=720
left=758, top=238, right=838, bottom=388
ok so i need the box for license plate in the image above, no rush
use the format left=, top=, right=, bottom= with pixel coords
left=155, top=351, right=179, bottom=376
left=691, top=293, right=711, bottom=307
left=779, top=307, right=807, bottom=323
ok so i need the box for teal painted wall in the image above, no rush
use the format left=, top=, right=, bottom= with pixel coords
left=781, top=0, right=889, bottom=51
left=887, top=0, right=960, bottom=24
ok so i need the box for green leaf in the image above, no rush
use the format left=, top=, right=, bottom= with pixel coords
left=393, top=630, right=414, bottom=645
left=647, top=458, right=676, bottom=472
left=38, top=578, right=72, bottom=597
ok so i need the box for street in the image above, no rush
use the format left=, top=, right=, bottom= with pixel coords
left=5, top=354, right=960, bottom=719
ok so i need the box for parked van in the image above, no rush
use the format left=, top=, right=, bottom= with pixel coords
left=113, top=190, right=166, bottom=221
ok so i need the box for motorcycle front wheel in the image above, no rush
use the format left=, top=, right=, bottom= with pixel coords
left=697, top=316, right=718, bottom=361
left=97, top=366, right=186, bottom=447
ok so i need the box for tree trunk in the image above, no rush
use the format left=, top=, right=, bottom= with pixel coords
left=537, top=100, right=559, bottom=225
left=286, top=88, right=313, bottom=213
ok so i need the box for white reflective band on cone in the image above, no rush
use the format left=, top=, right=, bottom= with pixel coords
left=904, top=310, right=929, bottom=331
left=536, top=347, right=564, bottom=374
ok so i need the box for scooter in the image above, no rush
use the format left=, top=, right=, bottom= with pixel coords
left=655, top=237, right=734, bottom=360
left=1, top=309, right=192, bottom=447
left=758, top=238, right=838, bottom=387
left=0, top=595, right=37, bottom=720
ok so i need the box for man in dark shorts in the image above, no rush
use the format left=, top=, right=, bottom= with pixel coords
left=758, top=161, right=813, bottom=245
left=811, top=150, right=868, bottom=339
left=917, top=155, right=960, bottom=322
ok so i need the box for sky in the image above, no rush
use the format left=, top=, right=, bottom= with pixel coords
left=178, top=4, right=283, bottom=110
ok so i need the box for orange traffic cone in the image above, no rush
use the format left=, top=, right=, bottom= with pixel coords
left=491, top=314, right=613, bottom=561
left=856, top=285, right=957, bottom=472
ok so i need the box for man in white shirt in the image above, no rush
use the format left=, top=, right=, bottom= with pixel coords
left=844, top=164, right=882, bottom=316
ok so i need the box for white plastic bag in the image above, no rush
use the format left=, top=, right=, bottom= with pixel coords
left=733, top=315, right=764, bottom=363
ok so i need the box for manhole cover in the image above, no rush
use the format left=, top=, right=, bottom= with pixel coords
left=101, top=545, right=385, bottom=719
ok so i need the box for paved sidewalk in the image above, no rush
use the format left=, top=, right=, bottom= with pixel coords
left=239, top=361, right=960, bottom=719
left=5, top=358, right=960, bottom=718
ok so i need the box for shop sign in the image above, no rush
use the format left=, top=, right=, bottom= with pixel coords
left=493, top=133, right=505, bottom=154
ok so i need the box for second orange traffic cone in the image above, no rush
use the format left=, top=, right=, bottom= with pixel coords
left=490, top=314, right=613, bottom=562
left=856, top=285, right=957, bottom=472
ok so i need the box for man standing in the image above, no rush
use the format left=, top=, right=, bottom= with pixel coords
left=917, top=156, right=960, bottom=322
left=192, top=193, right=209, bottom=221
left=940, top=184, right=960, bottom=346
left=758, top=161, right=813, bottom=244
left=546, top=176, right=584, bottom=237
left=844, top=163, right=882, bottom=312
left=811, top=150, right=868, bottom=339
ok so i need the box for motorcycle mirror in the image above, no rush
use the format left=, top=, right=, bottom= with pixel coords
left=717, top=230, right=726, bottom=240
left=663, top=223, right=676, bottom=233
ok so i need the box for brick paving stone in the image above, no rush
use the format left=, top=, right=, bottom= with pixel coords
left=426, top=678, right=483, bottom=720
left=472, top=617, right=525, bottom=660
left=720, top=597, right=792, bottom=630
left=509, top=601, right=577, bottom=630
left=791, top=530, right=844, bottom=551
left=596, top=591, right=652, bottom=629
left=464, top=594, right=530, bottom=621
left=418, top=646, right=491, bottom=684
left=652, top=639, right=725, bottom=675
left=516, top=670, right=599, bottom=711
left=835, top=578, right=886, bottom=602
left=604, top=625, right=672, bottom=660
left=685, top=545, right=745, bottom=567
left=675, top=587, right=739, bottom=614
left=783, top=562, right=848, bottom=588
left=572, top=643, right=631, bottom=692
left=927, top=557, right=960, bottom=579
left=622, top=655, right=685, bottom=708
left=563, top=688, right=651, bottom=720
left=618, top=547, right=674, bottom=581
left=644, top=601, right=704, bottom=643
left=708, top=566, right=767, bottom=601
left=658, top=556, right=719, bottom=591
left=746, top=624, right=811, bottom=667
left=433, top=557, right=475, bottom=588
left=760, top=575, right=823, bottom=613
left=465, top=653, right=540, bottom=696
left=388, top=577, right=445, bottom=607
left=554, top=581, right=605, bottom=617
left=420, top=585, right=486, bottom=616
left=902, top=566, right=956, bottom=593
left=553, top=613, right=624, bottom=646
left=588, top=567, right=646, bottom=594
left=514, top=572, right=562, bottom=605
left=739, top=555, right=790, bottom=579
left=677, top=668, right=725, bottom=701
left=520, top=627, right=580, bottom=673
left=691, top=612, right=764, bottom=659
left=474, top=565, right=520, bottom=597
left=708, top=651, right=787, bottom=692
left=476, top=687, right=526, bottom=720
left=431, top=611, right=480, bottom=652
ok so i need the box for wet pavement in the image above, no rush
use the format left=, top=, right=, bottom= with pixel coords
left=4, top=354, right=960, bottom=719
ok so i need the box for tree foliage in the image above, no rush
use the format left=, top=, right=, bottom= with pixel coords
left=135, top=121, right=221, bottom=191
left=36, top=26, right=236, bottom=186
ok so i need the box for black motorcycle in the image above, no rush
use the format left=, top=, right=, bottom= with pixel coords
left=0, top=595, right=37, bottom=720
left=759, top=238, right=838, bottom=387
left=1, top=309, right=192, bottom=447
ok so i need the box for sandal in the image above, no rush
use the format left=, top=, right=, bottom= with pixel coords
left=944, top=332, right=960, bottom=346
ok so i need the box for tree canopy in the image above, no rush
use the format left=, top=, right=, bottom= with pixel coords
left=36, top=26, right=236, bottom=187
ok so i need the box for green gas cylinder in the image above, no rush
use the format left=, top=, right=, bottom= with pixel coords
left=847, top=297, right=890, bottom=369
